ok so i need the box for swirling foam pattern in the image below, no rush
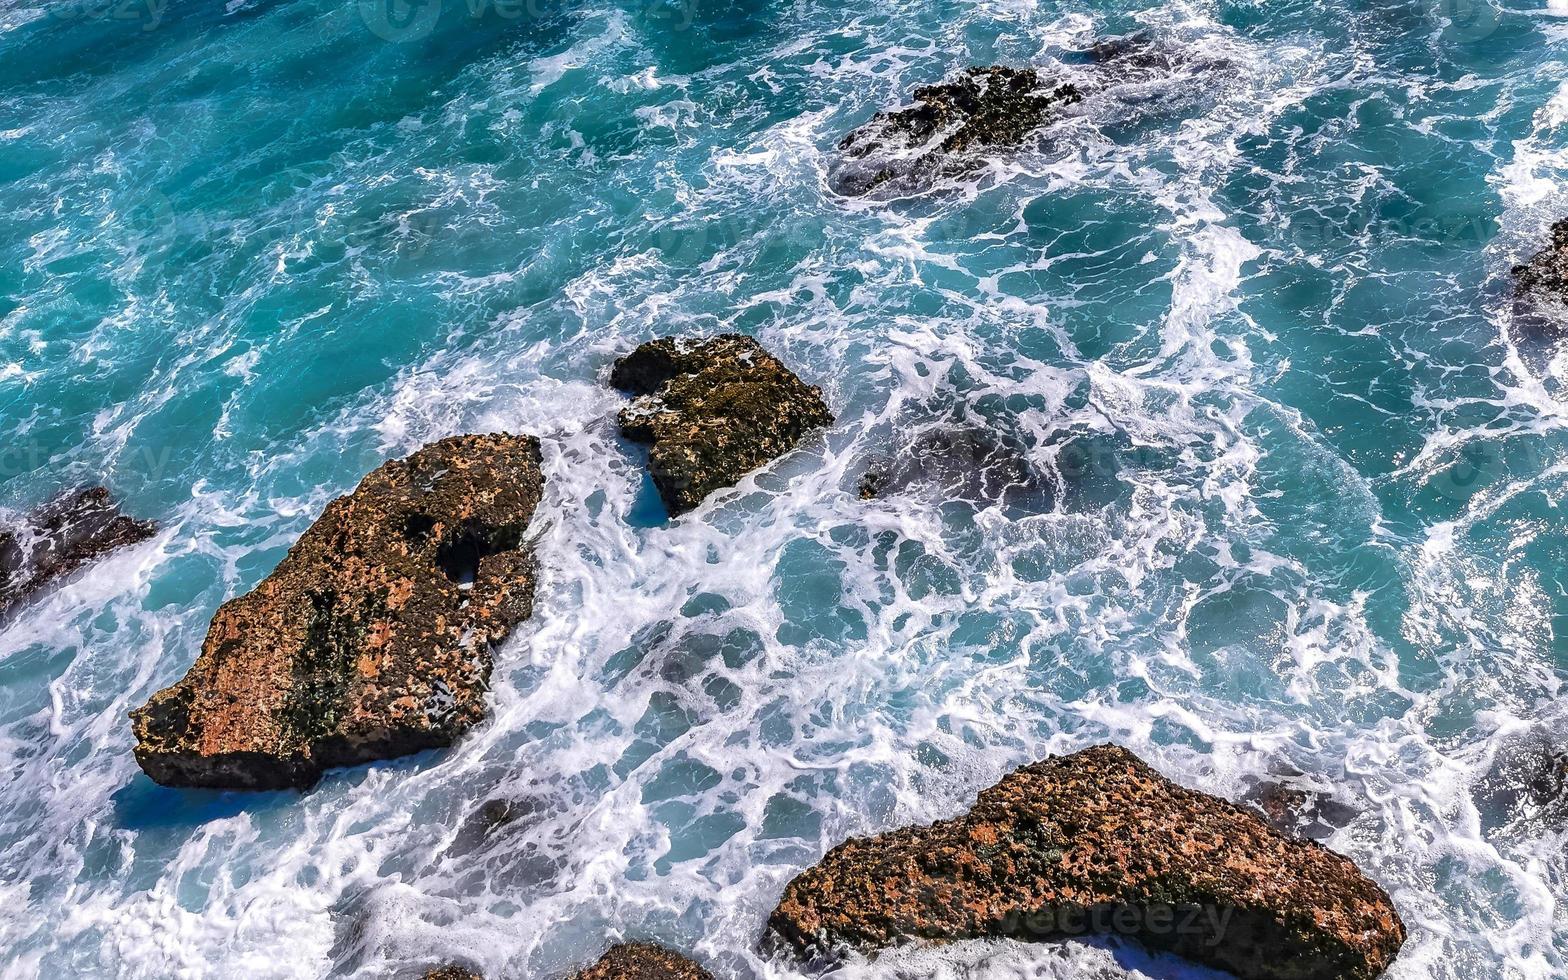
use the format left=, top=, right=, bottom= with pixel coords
left=2, top=0, right=1567, bottom=976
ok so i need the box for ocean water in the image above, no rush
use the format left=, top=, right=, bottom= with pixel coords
left=3, top=0, right=1568, bottom=975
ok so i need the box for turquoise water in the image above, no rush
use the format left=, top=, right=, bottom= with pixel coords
left=3, top=0, right=1568, bottom=975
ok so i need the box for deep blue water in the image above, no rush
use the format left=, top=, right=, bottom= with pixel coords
left=3, top=0, right=1568, bottom=976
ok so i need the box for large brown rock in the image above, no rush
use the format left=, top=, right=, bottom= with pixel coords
left=570, top=944, right=712, bottom=980
left=130, top=434, right=544, bottom=790
left=0, top=486, right=156, bottom=618
left=768, top=744, right=1405, bottom=980
left=610, top=335, right=833, bottom=516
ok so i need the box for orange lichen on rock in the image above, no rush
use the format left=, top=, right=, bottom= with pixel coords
left=569, top=943, right=713, bottom=980
left=768, top=744, right=1405, bottom=980
left=130, top=433, right=544, bottom=790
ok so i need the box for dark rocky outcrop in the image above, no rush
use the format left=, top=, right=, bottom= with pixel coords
left=0, top=486, right=156, bottom=618
left=423, top=967, right=482, bottom=980
left=1514, top=219, right=1568, bottom=330
left=830, top=67, right=1082, bottom=197
left=131, top=434, right=544, bottom=790
left=831, top=34, right=1230, bottom=197
left=570, top=943, right=713, bottom=980
left=768, top=744, right=1405, bottom=980
left=610, top=335, right=833, bottom=516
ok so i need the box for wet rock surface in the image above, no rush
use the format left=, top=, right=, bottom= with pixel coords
left=768, top=744, right=1405, bottom=980
left=1240, top=772, right=1359, bottom=842
left=611, top=334, right=833, bottom=516
left=857, top=425, right=1048, bottom=510
left=442, top=792, right=565, bottom=892
left=423, top=967, right=483, bottom=980
left=448, top=796, right=544, bottom=856
left=1082, top=31, right=1217, bottom=83
left=1514, top=218, right=1568, bottom=330
left=830, top=66, right=1082, bottom=197
left=131, top=434, right=544, bottom=790
left=1474, top=733, right=1568, bottom=833
left=570, top=943, right=713, bottom=980
left=0, top=486, right=156, bottom=618
left=832, top=35, right=1227, bottom=197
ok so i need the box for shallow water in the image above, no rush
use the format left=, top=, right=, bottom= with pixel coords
left=2, top=0, right=1568, bottom=976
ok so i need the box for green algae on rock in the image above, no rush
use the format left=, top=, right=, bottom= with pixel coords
left=768, top=744, right=1405, bottom=980
left=130, top=434, right=544, bottom=790
left=0, top=486, right=156, bottom=619
left=610, top=334, right=833, bottom=516
left=570, top=943, right=713, bottom=980
left=830, top=66, right=1082, bottom=197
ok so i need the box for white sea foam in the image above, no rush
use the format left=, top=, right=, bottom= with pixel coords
left=1, top=0, right=1566, bottom=976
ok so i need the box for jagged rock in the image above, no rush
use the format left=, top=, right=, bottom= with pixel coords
left=830, top=66, right=1082, bottom=196
left=610, top=335, right=833, bottom=516
left=570, top=943, right=713, bottom=980
left=768, top=744, right=1405, bottom=980
left=0, top=486, right=156, bottom=617
left=130, top=434, right=544, bottom=790
left=857, top=426, right=1046, bottom=509
left=424, top=967, right=482, bottom=980
left=1514, top=219, right=1568, bottom=330
left=1241, top=773, right=1359, bottom=842
left=831, top=34, right=1230, bottom=198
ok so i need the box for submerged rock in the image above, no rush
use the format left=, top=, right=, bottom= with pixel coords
left=131, top=434, right=544, bottom=790
left=768, top=744, right=1405, bottom=980
left=830, top=66, right=1082, bottom=197
left=0, top=486, right=156, bottom=617
left=1085, top=31, right=1204, bottom=79
left=857, top=425, right=1046, bottom=510
left=448, top=796, right=542, bottom=855
left=570, top=943, right=713, bottom=980
left=610, top=334, right=833, bottom=516
left=1240, top=772, right=1359, bottom=842
left=1513, top=219, right=1568, bottom=330
left=1473, top=733, right=1568, bottom=833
